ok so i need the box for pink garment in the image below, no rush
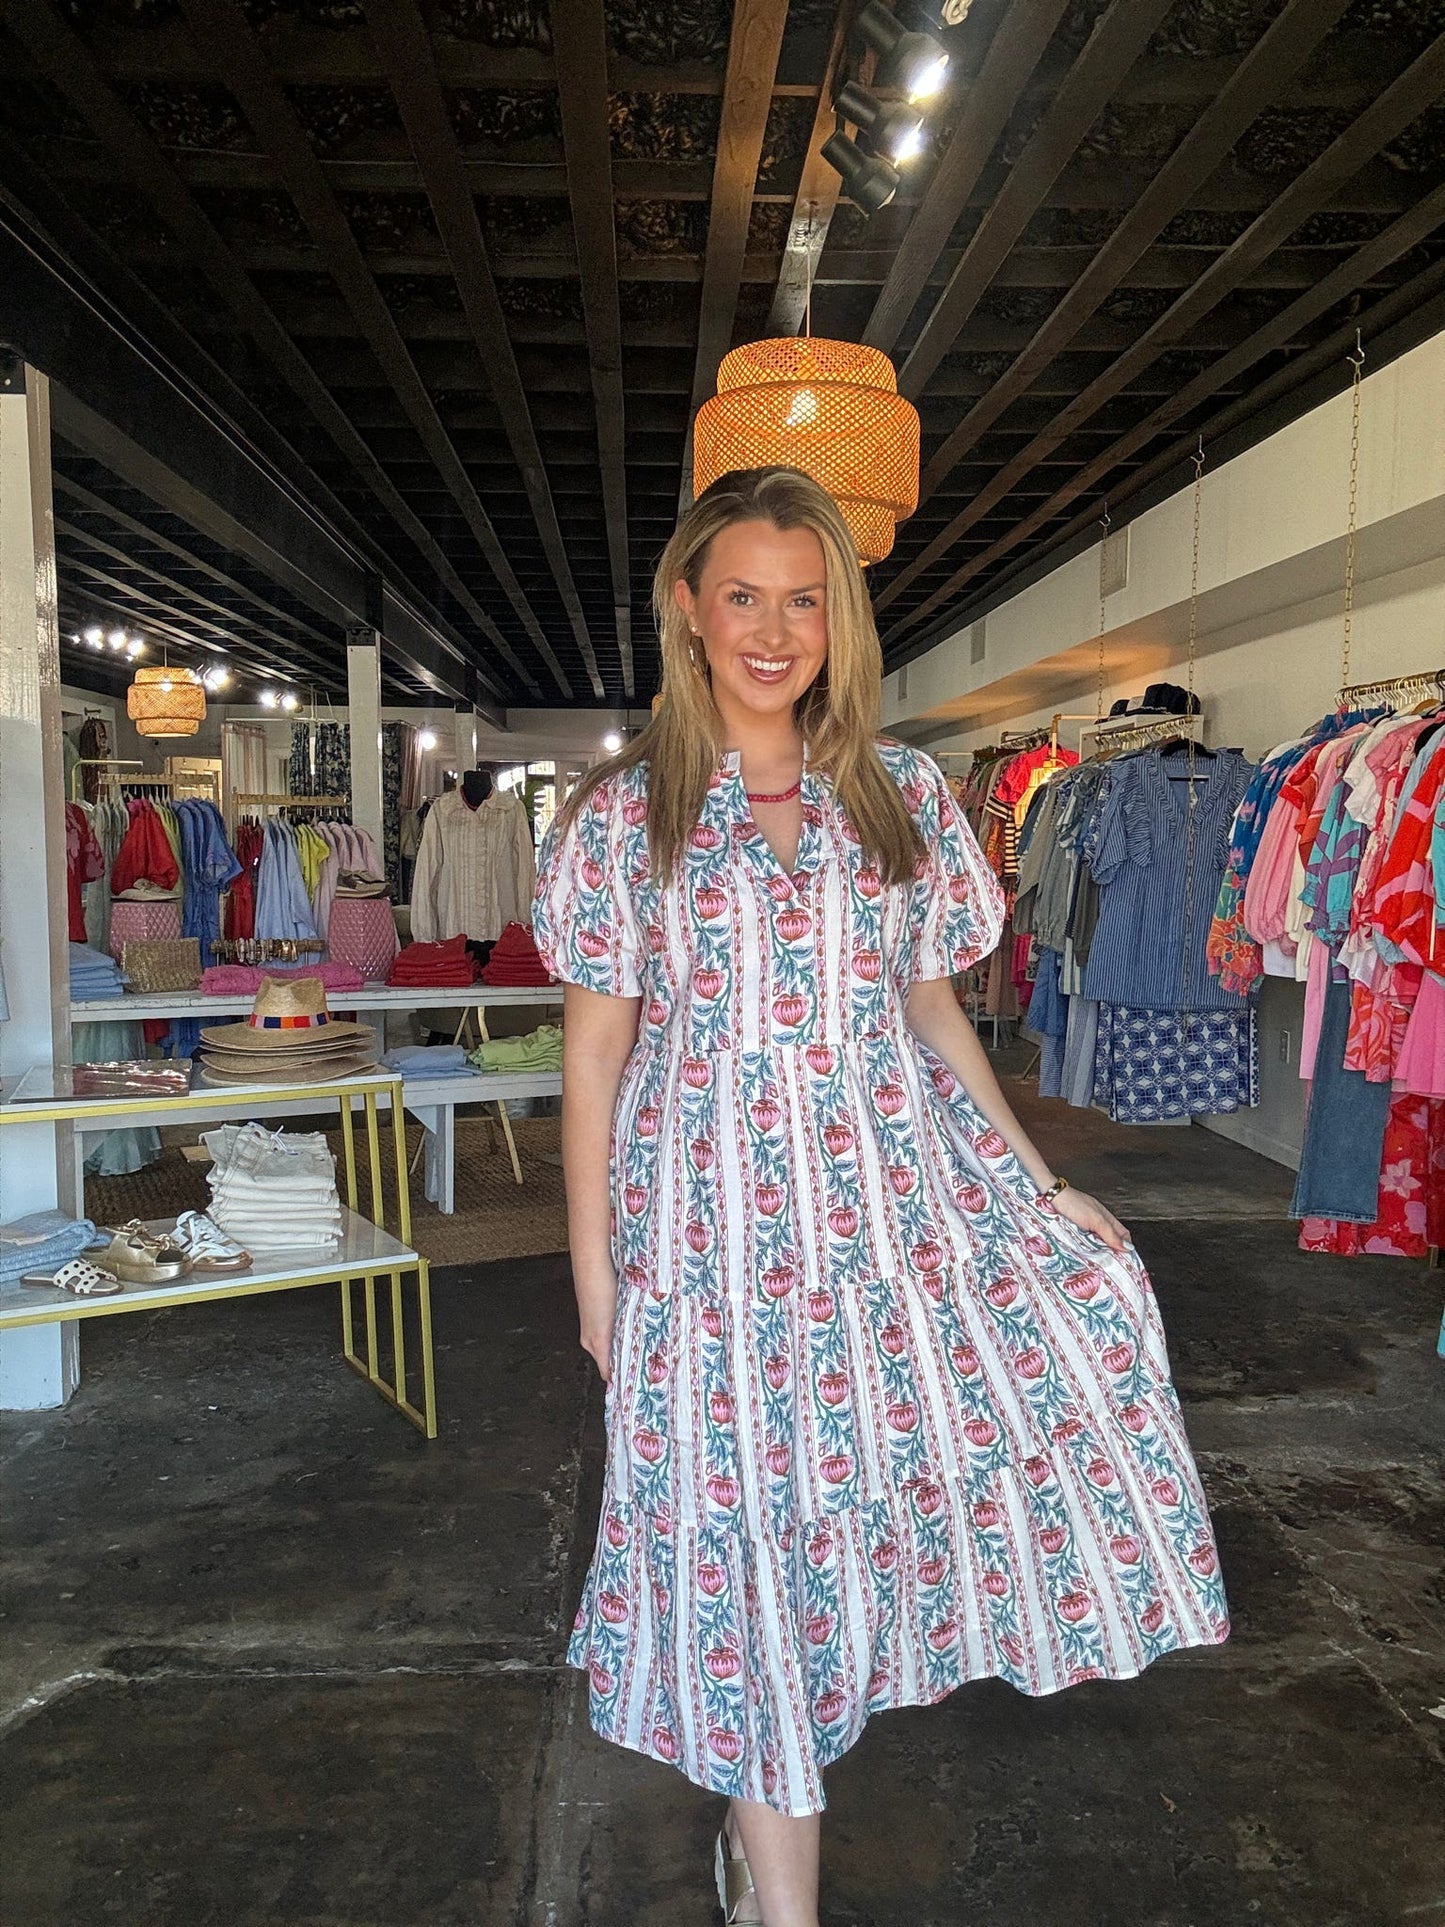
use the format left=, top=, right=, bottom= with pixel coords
left=1241, top=785, right=1302, bottom=958
left=198, top=962, right=365, bottom=995
left=1394, top=969, right=1445, bottom=1097
left=1297, top=938, right=1333, bottom=1081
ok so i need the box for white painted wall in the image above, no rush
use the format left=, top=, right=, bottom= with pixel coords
left=884, top=331, right=1445, bottom=1172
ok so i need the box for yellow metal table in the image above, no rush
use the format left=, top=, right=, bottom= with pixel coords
left=0, top=1067, right=436, bottom=1438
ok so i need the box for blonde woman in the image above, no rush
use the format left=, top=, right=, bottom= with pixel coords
left=532, top=467, right=1229, bottom=1925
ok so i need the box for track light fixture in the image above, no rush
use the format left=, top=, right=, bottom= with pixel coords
left=835, top=80, right=926, bottom=166
left=821, top=126, right=901, bottom=213
left=856, top=0, right=950, bottom=101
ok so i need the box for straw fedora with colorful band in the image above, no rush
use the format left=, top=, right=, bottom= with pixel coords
left=200, top=975, right=369, bottom=1054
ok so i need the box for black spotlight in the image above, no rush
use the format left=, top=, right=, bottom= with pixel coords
left=836, top=79, right=926, bottom=166
left=857, top=0, right=950, bottom=101
left=820, top=126, right=901, bottom=214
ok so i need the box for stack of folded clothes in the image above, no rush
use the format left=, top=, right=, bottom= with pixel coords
left=478, top=921, right=554, bottom=987
left=69, top=943, right=128, bottom=1000
left=467, top=1022, right=564, bottom=1074
left=380, top=1044, right=469, bottom=1080
left=387, top=936, right=478, bottom=988
left=199, top=961, right=365, bottom=997
left=0, top=1209, right=100, bottom=1285
left=200, top=1121, right=343, bottom=1255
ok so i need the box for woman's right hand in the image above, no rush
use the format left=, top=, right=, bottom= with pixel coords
left=574, top=1260, right=618, bottom=1384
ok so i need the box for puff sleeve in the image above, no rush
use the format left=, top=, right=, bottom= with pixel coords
left=531, top=772, right=647, bottom=997
left=909, top=752, right=1005, bottom=981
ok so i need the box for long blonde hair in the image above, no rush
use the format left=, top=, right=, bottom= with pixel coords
left=554, top=465, right=926, bottom=886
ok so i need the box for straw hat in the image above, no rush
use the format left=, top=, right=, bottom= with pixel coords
left=200, top=975, right=370, bottom=1056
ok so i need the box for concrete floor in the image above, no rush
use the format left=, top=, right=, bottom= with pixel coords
left=2, top=1086, right=1443, bottom=1926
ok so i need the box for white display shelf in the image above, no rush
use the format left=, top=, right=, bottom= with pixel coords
left=70, top=983, right=563, bottom=1024
left=0, top=1207, right=419, bottom=1329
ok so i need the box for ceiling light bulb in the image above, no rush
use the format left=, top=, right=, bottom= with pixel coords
left=108, top=629, right=127, bottom=651
left=259, top=689, right=278, bottom=709
left=280, top=691, right=299, bottom=712
left=83, top=625, right=103, bottom=647
left=785, top=388, right=820, bottom=428
left=418, top=729, right=437, bottom=752
left=159, top=676, right=173, bottom=693
left=835, top=81, right=926, bottom=168
left=203, top=665, right=229, bottom=689
left=602, top=730, right=622, bottom=752
left=856, top=1, right=950, bottom=103
left=126, top=639, right=144, bottom=658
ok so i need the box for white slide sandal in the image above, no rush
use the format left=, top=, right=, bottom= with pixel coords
left=20, top=1258, right=125, bottom=1297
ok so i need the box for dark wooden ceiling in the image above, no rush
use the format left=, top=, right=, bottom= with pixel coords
left=3, top=0, right=1444, bottom=708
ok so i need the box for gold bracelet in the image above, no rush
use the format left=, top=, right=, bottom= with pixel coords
left=1038, top=1176, right=1069, bottom=1204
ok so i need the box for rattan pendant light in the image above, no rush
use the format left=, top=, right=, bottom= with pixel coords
left=692, top=335, right=920, bottom=564
left=127, top=663, right=207, bottom=737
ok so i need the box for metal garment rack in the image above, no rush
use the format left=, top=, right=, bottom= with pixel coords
left=1081, top=713, right=1208, bottom=759
left=231, top=792, right=351, bottom=816
left=1338, top=666, right=1445, bottom=709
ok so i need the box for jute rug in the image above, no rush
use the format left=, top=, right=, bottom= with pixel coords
left=85, top=1115, right=570, bottom=1268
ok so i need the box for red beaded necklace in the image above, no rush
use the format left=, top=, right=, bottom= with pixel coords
left=746, top=779, right=802, bottom=804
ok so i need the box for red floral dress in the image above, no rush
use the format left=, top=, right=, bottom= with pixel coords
left=532, top=741, right=1230, bottom=1816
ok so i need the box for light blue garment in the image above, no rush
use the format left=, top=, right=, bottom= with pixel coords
left=178, top=799, right=242, bottom=970
left=254, top=821, right=319, bottom=942
left=381, top=1044, right=468, bottom=1073
left=0, top=1208, right=100, bottom=1282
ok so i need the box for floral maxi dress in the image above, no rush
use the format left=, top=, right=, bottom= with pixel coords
left=531, top=741, right=1230, bottom=1817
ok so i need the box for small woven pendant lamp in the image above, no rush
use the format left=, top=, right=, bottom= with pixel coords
left=127, top=664, right=207, bottom=737
left=692, top=335, right=920, bottom=564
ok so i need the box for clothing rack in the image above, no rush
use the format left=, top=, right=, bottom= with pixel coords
left=70, top=756, right=142, bottom=801
left=1338, top=667, right=1445, bottom=709
left=232, top=792, right=350, bottom=812
left=1081, top=714, right=1208, bottom=760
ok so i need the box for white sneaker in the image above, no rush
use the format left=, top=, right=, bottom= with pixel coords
left=171, top=1210, right=251, bottom=1273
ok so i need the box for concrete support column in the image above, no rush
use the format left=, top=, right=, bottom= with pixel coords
left=454, top=702, right=477, bottom=774
left=345, top=630, right=384, bottom=855
left=0, top=364, right=80, bottom=1409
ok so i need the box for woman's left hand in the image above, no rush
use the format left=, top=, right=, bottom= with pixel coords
left=1051, top=1185, right=1132, bottom=1253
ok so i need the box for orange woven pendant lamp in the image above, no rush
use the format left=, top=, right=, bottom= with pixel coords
left=127, top=664, right=207, bottom=738
left=693, top=336, right=920, bottom=565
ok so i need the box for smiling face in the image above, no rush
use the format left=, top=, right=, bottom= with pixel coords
left=674, top=518, right=830, bottom=733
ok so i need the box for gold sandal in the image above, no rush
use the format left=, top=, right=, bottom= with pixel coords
left=92, top=1222, right=189, bottom=1284
left=714, top=1824, right=758, bottom=1924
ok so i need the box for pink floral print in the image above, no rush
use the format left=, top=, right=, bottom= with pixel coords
left=532, top=741, right=1230, bottom=1816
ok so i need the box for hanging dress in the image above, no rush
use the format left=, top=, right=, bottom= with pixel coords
left=532, top=741, right=1229, bottom=1818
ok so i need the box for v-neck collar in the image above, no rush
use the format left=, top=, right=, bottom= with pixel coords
left=718, top=740, right=815, bottom=895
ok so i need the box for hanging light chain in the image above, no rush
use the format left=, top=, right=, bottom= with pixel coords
left=1096, top=503, right=1111, bottom=723
left=1339, top=331, right=1365, bottom=704
left=1181, top=441, right=1205, bottom=1028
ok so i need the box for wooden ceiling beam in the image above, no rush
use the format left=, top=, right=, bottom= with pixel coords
left=56, top=515, right=344, bottom=682
left=862, top=0, right=1070, bottom=357
left=680, top=0, right=791, bottom=510
left=365, top=0, right=603, bottom=699
left=897, top=0, right=1178, bottom=400
left=4, top=0, right=515, bottom=697
left=39, top=140, right=1421, bottom=218
left=988, top=254, right=1445, bottom=610
left=874, top=32, right=1445, bottom=618
left=767, top=0, right=852, bottom=336
left=53, top=472, right=338, bottom=653
left=553, top=0, right=634, bottom=700
left=908, top=0, right=1354, bottom=503
left=177, top=0, right=564, bottom=698
left=884, top=178, right=1445, bottom=639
